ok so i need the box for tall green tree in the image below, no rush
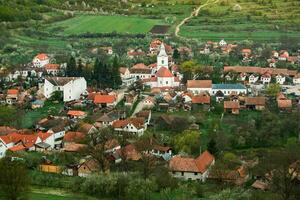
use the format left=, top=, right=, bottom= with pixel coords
left=0, top=158, right=30, bottom=200
left=77, top=58, right=84, bottom=77
left=111, top=55, right=122, bottom=89
left=66, top=56, right=76, bottom=77
left=0, top=105, right=17, bottom=126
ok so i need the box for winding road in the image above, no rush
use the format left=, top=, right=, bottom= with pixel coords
left=175, top=0, right=220, bottom=38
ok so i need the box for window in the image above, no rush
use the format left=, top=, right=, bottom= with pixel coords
left=69, top=89, right=71, bottom=93
left=69, top=96, right=71, bottom=99
left=166, top=81, right=168, bottom=84
left=181, top=172, right=184, bottom=176
left=162, top=60, right=164, bottom=64
left=194, top=172, right=198, bottom=175
left=172, top=171, right=175, bottom=175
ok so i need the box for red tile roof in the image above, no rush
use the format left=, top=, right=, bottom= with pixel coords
left=67, top=110, right=86, bottom=117
left=64, top=131, right=85, bottom=143
left=94, top=95, right=116, bottom=104
left=7, top=89, right=19, bottom=95
left=224, top=66, right=297, bottom=77
left=35, top=53, right=49, bottom=61
left=8, top=145, right=26, bottom=152
left=169, top=151, right=214, bottom=173
left=45, top=64, right=60, bottom=70
left=156, top=67, right=174, bottom=77
left=37, top=131, right=53, bottom=141
left=122, top=144, right=141, bottom=161
left=224, top=101, right=240, bottom=109
left=244, top=97, right=266, bottom=106
left=132, top=63, right=148, bottom=69
left=277, top=99, right=292, bottom=108
left=192, top=94, right=211, bottom=104
left=187, top=80, right=212, bottom=88
left=195, top=151, right=215, bottom=173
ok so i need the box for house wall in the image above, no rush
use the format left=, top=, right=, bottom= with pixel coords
left=0, top=141, right=7, bottom=158
left=157, top=55, right=168, bottom=70
left=33, top=58, right=49, bottom=68
left=293, top=78, right=300, bottom=84
left=171, top=171, right=206, bottom=181
left=187, top=88, right=212, bottom=95
left=43, top=79, right=55, bottom=99
left=211, top=88, right=246, bottom=96
left=63, top=77, right=87, bottom=102
left=276, top=76, right=286, bottom=85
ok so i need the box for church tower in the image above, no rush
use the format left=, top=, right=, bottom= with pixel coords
left=157, top=43, right=168, bottom=71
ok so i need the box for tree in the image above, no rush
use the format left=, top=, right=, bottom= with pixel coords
left=253, top=146, right=300, bottom=200
left=0, top=158, right=30, bottom=200
left=172, top=49, right=180, bottom=61
left=111, top=55, right=122, bottom=89
left=0, top=105, right=18, bottom=126
left=82, top=128, right=114, bottom=172
left=174, top=130, right=201, bottom=155
left=266, top=83, right=281, bottom=97
left=77, top=58, right=84, bottom=77
left=207, top=138, right=219, bottom=156
left=66, top=56, right=76, bottom=77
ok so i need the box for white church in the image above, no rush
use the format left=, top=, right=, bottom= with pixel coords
left=144, top=44, right=181, bottom=89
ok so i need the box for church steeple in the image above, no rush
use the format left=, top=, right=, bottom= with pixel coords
left=157, top=43, right=168, bottom=70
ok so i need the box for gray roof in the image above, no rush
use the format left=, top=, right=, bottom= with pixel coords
left=46, top=77, right=81, bottom=86
left=35, top=142, right=51, bottom=149
left=212, top=84, right=246, bottom=90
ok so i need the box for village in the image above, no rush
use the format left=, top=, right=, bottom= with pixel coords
left=0, top=38, right=300, bottom=199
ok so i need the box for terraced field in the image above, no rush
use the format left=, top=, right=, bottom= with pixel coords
left=179, top=0, right=300, bottom=41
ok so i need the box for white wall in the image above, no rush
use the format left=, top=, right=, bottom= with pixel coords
left=187, top=88, right=212, bottom=95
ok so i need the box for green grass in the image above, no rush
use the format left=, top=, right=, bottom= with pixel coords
left=19, top=101, right=64, bottom=128
left=49, top=15, right=165, bottom=35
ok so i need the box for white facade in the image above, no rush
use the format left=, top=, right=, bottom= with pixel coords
left=260, top=76, right=271, bottom=84
left=187, top=87, right=212, bottom=95
left=0, top=140, right=8, bottom=158
left=249, top=74, right=259, bottom=84
left=219, top=39, right=227, bottom=47
left=276, top=75, right=286, bottom=85
left=43, top=77, right=87, bottom=102
left=171, top=170, right=209, bottom=181
left=33, top=56, right=50, bottom=68
left=157, top=43, right=168, bottom=71
left=293, top=77, right=300, bottom=84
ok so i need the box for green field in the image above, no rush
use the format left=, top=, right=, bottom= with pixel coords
left=179, top=0, right=300, bottom=41
left=50, top=15, right=165, bottom=35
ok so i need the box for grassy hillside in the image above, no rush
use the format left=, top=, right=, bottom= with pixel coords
left=179, top=0, right=300, bottom=41
left=49, top=15, right=164, bottom=35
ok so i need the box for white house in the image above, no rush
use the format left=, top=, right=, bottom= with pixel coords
left=169, top=151, right=215, bottom=181
left=142, top=96, right=156, bottom=109
left=276, top=74, right=286, bottom=85
left=0, top=139, right=8, bottom=158
left=293, top=74, right=300, bottom=84
left=211, top=84, right=247, bottom=96
left=219, top=39, right=227, bottom=47
left=187, top=80, right=212, bottom=95
left=130, top=63, right=152, bottom=81
left=112, top=118, right=146, bottom=137
left=260, top=74, right=271, bottom=84
left=43, top=77, right=87, bottom=102
left=119, top=67, right=135, bottom=86
left=249, top=74, right=259, bottom=84
left=33, top=53, right=50, bottom=68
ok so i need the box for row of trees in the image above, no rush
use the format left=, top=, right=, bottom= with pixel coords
left=66, top=55, right=122, bottom=89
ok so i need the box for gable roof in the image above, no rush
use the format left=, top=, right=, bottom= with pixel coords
left=277, top=99, right=292, bottom=108
left=94, top=95, right=116, bottom=104
left=64, top=131, right=85, bottom=143
left=187, top=80, right=212, bottom=88
left=45, top=77, right=80, bottom=86
left=67, top=110, right=86, bottom=117
left=112, top=117, right=145, bottom=129
left=224, top=101, right=240, bottom=109
left=156, top=67, right=173, bottom=77
left=169, top=151, right=214, bottom=173
left=7, top=89, right=19, bottom=95
left=192, top=94, right=211, bottom=104
left=224, top=66, right=297, bottom=77
left=35, top=53, right=49, bottom=61
left=244, top=97, right=266, bottom=106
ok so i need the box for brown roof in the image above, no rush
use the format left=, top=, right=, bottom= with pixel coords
left=136, top=110, right=150, bottom=118
left=169, top=151, right=214, bottom=173
left=187, top=80, right=212, bottom=88
left=7, top=89, right=19, bottom=95
left=122, top=144, right=141, bottom=161
left=224, top=101, right=240, bottom=109
left=224, top=66, right=297, bottom=77
left=192, top=94, right=211, bottom=104
left=105, top=139, right=120, bottom=150
left=156, top=67, right=174, bottom=78
left=277, top=99, right=292, bottom=108
left=94, top=95, right=116, bottom=104
left=46, top=77, right=81, bottom=86
left=64, top=131, right=85, bottom=143
left=112, top=117, right=145, bottom=129
left=78, top=123, right=95, bottom=134
left=244, top=97, right=266, bottom=106
left=64, top=143, right=86, bottom=152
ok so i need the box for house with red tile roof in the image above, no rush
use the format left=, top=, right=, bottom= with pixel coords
left=224, top=101, right=240, bottom=114
left=33, top=53, right=50, bottom=68
left=187, top=80, right=212, bottom=94
left=112, top=117, right=146, bottom=136
left=67, top=110, right=87, bottom=119
left=6, top=89, right=19, bottom=104
left=192, top=93, right=211, bottom=105
left=94, top=94, right=117, bottom=108
left=169, top=151, right=215, bottom=181
left=63, top=131, right=85, bottom=145
left=45, top=64, right=61, bottom=75
left=276, top=93, right=292, bottom=110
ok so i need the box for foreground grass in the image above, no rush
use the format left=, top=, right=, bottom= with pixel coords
left=49, top=15, right=165, bottom=35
